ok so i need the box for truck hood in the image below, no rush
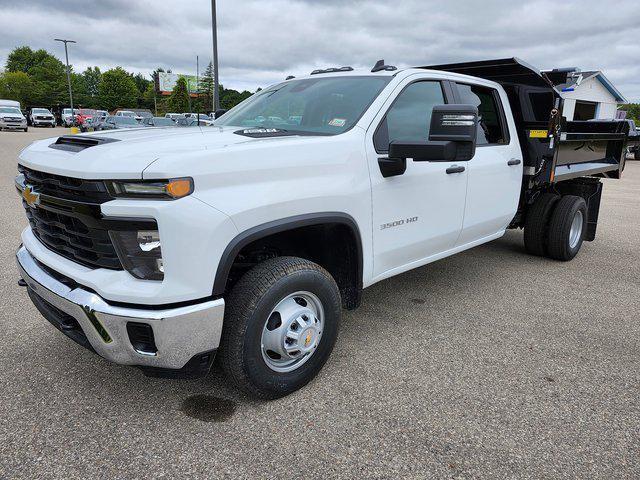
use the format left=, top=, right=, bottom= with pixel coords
left=18, top=126, right=310, bottom=179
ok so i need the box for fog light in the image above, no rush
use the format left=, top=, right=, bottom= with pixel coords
left=109, top=229, right=164, bottom=280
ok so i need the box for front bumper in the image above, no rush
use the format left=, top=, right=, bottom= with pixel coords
left=17, top=245, right=225, bottom=377
left=33, top=119, right=55, bottom=126
left=0, top=120, right=27, bottom=129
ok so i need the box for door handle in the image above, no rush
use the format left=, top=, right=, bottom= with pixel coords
left=446, top=165, right=465, bottom=174
left=507, top=159, right=522, bottom=166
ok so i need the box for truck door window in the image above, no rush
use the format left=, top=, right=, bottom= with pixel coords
left=374, top=81, right=445, bottom=153
left=455, top=83, right=506, bottom=145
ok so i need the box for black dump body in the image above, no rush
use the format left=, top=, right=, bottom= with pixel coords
left=423, top=58, right=629, bottom=187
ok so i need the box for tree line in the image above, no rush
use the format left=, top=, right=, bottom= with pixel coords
left=0, top=46, right=254, bottom=115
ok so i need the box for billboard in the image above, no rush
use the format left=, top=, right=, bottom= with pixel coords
left=156, top=72, right=199, bottom=96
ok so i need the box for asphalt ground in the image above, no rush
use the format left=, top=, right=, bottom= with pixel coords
left=0, top=127, right=638, bottom=479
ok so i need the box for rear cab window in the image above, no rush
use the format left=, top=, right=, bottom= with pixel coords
left=455, top=83, right=509, bottom=146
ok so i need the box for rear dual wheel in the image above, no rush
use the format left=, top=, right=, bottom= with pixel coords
left=546, top=195, right=587, bottom=261
left=524, top=193, right=587, bottom=261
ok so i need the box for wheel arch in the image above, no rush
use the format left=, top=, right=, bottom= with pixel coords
left=212, top=212, right=364, bottom=308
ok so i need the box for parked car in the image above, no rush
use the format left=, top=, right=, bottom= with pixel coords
left=99, top=115, right=145, bottom=130
left=143, top=117, right=177, bottom=127
left=115, top=110, right=149, bottom=123
left=29, top=108, right=56, bottom=128
left=164, top=113, right=184, bottom=121
left=626, top=120, right=639, bottom=160
left=175, top=117, right=214, bottom=127
left=183, top=113, right=211, bottom=121
left=133, top=110, right=153, bottom=122
left=13, top=58, right=634, bottom=399
left=0, top=105, right=28, bottom=131
left=0, top=99, right=20, bottom=109
left=74, top=109, right=96, bottom=126
left=60, top=108, right=75, bottom=127
left=80, top=112, right=109, bottom=132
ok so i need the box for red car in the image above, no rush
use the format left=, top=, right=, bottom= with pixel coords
left=75, top=109, right=96, bottom=126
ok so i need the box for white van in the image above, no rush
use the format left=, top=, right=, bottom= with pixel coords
left=0, top=100, right=27, bottom=131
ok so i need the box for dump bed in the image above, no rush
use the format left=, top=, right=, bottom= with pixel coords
left=424, top=58, right=629, bottom=186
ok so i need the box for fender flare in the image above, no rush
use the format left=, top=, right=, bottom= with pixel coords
left=212, top=212, right=363, bottom=296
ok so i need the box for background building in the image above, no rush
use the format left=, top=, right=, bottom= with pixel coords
left=551, top=69, right=627, bottom=120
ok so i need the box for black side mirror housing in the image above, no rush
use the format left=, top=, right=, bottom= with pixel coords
left=388, top=104, right=479, bottom=165
left=214, top=109, right=228, bottom=119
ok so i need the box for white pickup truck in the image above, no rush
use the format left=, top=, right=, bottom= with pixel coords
left=15, top=58, right=630, bottom=398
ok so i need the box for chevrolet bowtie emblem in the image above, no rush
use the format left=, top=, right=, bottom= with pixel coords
left=22, top=185, right=40, bottom=208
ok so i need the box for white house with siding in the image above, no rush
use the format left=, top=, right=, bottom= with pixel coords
left=548, top=69, right=627, bottom=121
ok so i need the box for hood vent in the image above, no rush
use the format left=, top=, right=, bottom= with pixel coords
left=49, top=135, right=119, bottom=152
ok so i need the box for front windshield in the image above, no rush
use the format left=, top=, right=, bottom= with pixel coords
left=215, top=76, right=391, bottom=135
left=33, top=108, right=49, bottom=114
left=63, top=109, right=72, bottom=114
left=0, top=107, right=21, bottom=114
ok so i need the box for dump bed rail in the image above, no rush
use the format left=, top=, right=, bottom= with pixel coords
left=423, top=58, right=629, bottom=185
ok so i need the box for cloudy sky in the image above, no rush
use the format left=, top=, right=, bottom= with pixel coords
left=1, top=0, right=639, bottom=100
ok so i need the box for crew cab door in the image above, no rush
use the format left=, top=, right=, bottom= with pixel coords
left=365, top=78, right=468, bottom=279
left=451, top=82, right=522, bottom=245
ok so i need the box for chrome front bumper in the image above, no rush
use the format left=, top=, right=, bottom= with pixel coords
left=17, top=246, right=225, bottom=372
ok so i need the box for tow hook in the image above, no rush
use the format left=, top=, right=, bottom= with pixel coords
left=18, top=279, right=27, bottom=287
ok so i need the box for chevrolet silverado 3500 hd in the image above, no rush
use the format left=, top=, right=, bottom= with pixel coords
left=15, top=58, right=630, bottom=398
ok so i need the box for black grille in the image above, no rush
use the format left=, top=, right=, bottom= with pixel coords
left=24, top=202, right=122, bottom=270
left=19, top=165, right=113, bottom=203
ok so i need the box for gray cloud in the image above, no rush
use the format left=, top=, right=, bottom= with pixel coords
left=0, top=0, right=638, bottom=100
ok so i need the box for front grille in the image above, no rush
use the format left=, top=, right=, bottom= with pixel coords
left=19, top=165, right=113, bottom=203
left=24, top=202, right=122, bottom=270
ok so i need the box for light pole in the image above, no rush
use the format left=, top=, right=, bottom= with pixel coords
left=211, top=0, right=220, bottom=111
left=54, top=38, right=76, bottom=124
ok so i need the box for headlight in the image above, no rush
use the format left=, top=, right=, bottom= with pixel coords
left=109, top=229, right=164, bottom=280
left=107, top=178, right=193, bottom=199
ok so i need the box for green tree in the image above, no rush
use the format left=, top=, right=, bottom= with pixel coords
left=167, top=77, right=190, bottom=112
left=0, top=71, right=37, bottom=106
left=98, top=67, right=139, bottom=111
left=620, top=104, right=640, bottom=123
left=198, top=62, right=214, bottom=113
left=220, top=85, right=252, bottom=110
left=6, top=46, right=67, bottom=106
left=142, top=82, right=159, bottom=113
left=83, top=67, right=102, bottom=97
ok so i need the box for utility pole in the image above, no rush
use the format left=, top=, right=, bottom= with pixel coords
left=211, top=0, right=220, bottom=111
left=196, top=55, right=199, bottom=121
left=54, top=38, right=76, bottom=124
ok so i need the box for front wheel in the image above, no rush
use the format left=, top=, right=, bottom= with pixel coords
left=219, top=256, right=341, bottom=399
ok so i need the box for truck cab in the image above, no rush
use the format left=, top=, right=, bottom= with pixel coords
left=14, top=59, right=629, bottom=399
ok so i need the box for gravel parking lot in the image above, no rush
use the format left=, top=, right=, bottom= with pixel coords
left=1, top=128, right=638, bottom=479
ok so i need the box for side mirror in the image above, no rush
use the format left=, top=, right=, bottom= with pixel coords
left=214, top=109, right=227, bottom=119
left=388, top=104, right=478, bottom=164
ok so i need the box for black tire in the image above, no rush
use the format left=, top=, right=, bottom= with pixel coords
left=24, top=127, right=28, bottom=132
left=218, top=256, right=341, bottom=399
left=547, top=195, right=587, bottom=261
left=635, top=150, right=640, bottom=161
left=524, top=192, right=560, bottom=256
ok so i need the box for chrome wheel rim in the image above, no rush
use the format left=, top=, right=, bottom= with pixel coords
left=261, top=291, right=324, bottom=373
left=569, top=210, right=584, bottom=249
